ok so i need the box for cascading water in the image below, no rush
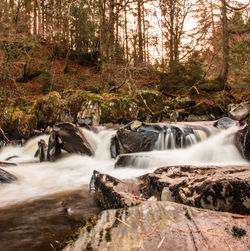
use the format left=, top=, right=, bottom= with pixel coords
left=154, top=125, right=211, bottom=150
left=0, top=125, right=248, bottom=207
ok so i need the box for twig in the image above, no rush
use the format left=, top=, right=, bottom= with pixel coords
left=172, top=227, right=214, bottom=233
left=140, top=226, right=157, bottom=237
left=157, top=236, right=165, bottom=249
left=224, top=213, right=250, bottom=219
left=115, top=217, right=131, bottom=228
left=225, top=240, right=233, bottom=251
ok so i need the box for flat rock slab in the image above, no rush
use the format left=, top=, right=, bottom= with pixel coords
left=63, top=201, right=249, bottom=251
left=140, top=165, right=250, bottom=215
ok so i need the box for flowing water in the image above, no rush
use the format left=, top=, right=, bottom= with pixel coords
left=0, top=125, right=248, bottom=250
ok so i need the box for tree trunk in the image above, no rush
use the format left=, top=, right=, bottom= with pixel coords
left=218, top=0, right=229, bottom=87
left=137, top=0, right=143, bottom=63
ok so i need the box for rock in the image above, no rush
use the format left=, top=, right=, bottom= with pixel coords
left=110, top=135, right=120, bottom=159
left=90, top=170, right=143, bottom=209
left=0, top=168, right=17, bottom=183
left=53, top=122, right=94, bottom=156
left=63, top=200, right=249, bottom=251
left=116, top=125, right=159, bottom=154
left=140, top=165, right=250, bottom=215
left=130, top=120, right=142, bottom=130
left=235, top=118, right=250, bottom=161
left=76, top=118, right=92, bottom=129
left=228, top=102, right=250, bottom=121
left=0, top=128, right=9, bottom=148
left=37, top=139, right=48, bottom=162
left=189, top=101, right=224, bottom=119
left=214, top=117, right=239, bottom=129
left=47, top=131, right=62, bottom=162
left=77, top=97, right=101, bottom=126
left=186, top=114, right=212, bottom=121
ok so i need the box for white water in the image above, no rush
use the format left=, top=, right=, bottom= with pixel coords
left=0, top=126, right=248, bottom=207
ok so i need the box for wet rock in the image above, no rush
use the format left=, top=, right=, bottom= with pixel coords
left=63, top=201, right=249, bottom=251
left=0, top=128, right=10, bottom=148
left=115, top=122, right=160, bottom=155
left=76, top=118, right=92, bottom=129
left=53, top=122, right=94, bottom=156
left=140, top=165, right=250, bottom=215
left=228, top=102, right=250, bottom=121
left=90, top=170, right=142, bottom=209
left=47, top=132, right=62, bottom=162
left=37, top=139, right=48, bottom=162
left=0, top=168, right=17, bottom=183
left=214, top=117, right=239, bottom=129
left=110, top=135, right=120, bottom=159
left=235, top=118, right=250, bottom=161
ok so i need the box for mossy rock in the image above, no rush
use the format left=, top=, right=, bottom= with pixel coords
left=1, top=107, right=38, bottom=139
left=189, top=101, right=224, bottom=118
left=198, top=80, right=224, bottom=92
left=175, top=97, right=196, bottom=109
left=31, top=91, right=67, bottom=128
left=77, top=94, right=104, bottom=125
left=137, top=90, right=165, bottom=113
left=66, top=90, right=88, bottom=119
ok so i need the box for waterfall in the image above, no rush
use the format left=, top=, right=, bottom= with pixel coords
left=154, top=125, right=211, bottom=150
left=122, top=126, right=248, bottom=169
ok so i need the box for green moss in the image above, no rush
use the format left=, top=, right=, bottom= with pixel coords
left=184, top=207, right=191, bottom=220
left=105, top=228, right=111, bottom=242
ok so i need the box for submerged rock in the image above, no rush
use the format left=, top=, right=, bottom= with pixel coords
left=214, top=117, right=239, bottom=129
left=0, top=168, right=17, bottom=183
left=140, top=165, right=250, bottom=215
left=63, top=200, right=249, bottom=251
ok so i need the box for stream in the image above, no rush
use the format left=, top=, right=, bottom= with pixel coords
left=0, top=125, right=248, bottom=250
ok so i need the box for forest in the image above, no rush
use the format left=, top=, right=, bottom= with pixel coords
left=0, top=0, right=249, bottom=137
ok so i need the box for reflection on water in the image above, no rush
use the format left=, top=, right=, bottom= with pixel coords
left=0, top=187, right=100, bottom=251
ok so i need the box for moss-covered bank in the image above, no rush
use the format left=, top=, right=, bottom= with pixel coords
left=0, top=89, right=238, bottom=139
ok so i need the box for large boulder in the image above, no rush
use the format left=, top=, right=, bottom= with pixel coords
left=53, top=122, right=94, bottom=156
left=63, top=200, right=249, bottom=251
left=140, top=165, right=250, bottom=215
left=112, top=121, right=160, bottom=157
left=0, top=168, right=17, bottom=183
